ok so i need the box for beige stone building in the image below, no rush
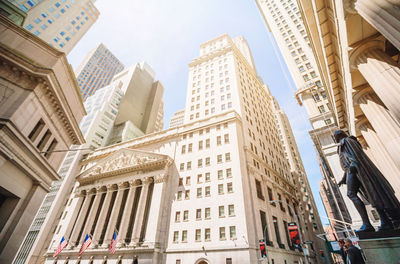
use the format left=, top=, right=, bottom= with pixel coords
left=169, top=109, right=185, bottom=128
left=7, top=0, right=99, bottom=54
left=297, top=0, right=400, bottom=233
left=43, top=34, right=325, bottom=264
left=0, top=15, right=85, bottom=263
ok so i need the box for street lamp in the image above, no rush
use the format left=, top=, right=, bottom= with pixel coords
left=269, top=200, right=309, bottom=264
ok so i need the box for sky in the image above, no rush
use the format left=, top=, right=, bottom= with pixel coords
left=68, top=0, right=329, bottom=225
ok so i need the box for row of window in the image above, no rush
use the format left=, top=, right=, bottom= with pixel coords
left=173, top=226, right=236, bottom=242
left=176, top=182, right=233, bottom=200
left=181, top=134, right=229, bottom=154
left=28, top=118, right=58, bottom=159
left=174, top=205, right=235, bottom=222
left=179, top=153, right=231, bottom=171
left=178, top=168, right=232, bottom=186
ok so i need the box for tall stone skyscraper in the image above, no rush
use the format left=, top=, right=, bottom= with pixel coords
left=75, top=43, right=125, bottom=100
left=255, top=0, right=357, bottom=229
left=7, top=0, right=99, bottom=54
left=12, top=62, right=165, bottom=264
left=42, top=34, right=325, bottom=264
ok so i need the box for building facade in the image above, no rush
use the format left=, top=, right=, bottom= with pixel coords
left=0, top=15, right=85, bottom=263
left=12, top=62, right=165, bottom=264
left=75, top=43, right=125, bottom=100
left=7, top=0, right=99, bottom=54
left=169, top=109, right=185, bottom=128
left=43, top=34, right=325, bottom=264
left=255, top=0, right=360, bottom=230
left=296, top=0, right=400, bottom=233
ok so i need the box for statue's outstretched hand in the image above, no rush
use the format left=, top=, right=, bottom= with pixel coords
left=338, top=173, right=347, bottom=187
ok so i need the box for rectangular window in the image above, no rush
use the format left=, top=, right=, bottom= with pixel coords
left=217, top=154, right=222, bottom=163
left=228, top=204, right=235, bottom=216
left=218, top=184, right=224, bottom=195
left=188, top=143, right=193, bottom=152
left=199, top=141, right=203, bottom=150
left=283, top=220, right=291, bottom=248
left=206, top=139, right=210, bottom=148
left=177, top=191, right=182, bottom=200
left=218, top=170, right=223, bottom=180
left=182, top=230, right=187, bottom=242
left=198, top=159, right=203, bottom=167
left=256, top=179, right=264, bottom=200
left=229, top=226, right=236, bottom=239
left=195, top=229, right=201, bottom=241
left=28, top=119, right=45, bottom=141
left=186, top=176, right=191, bottom=185
left=219, top=227, right=226, bottom=240
left=260, top=210, right=270, bottom=241
left=205, top=208, right=211, bottom=219
left=175, top=211, right=181, bottom=222
left=197, top=188, right=202, bottom=198
left=273, top=216, right=282, bottom=245
left=219, top=206, right=225, bottom=217
left=205, top=157, right=210, bottom=166
left=226, top=168, right=232, bottom=178
left=226, top=258, right=232, bottom=264
left=196, top=209, right=202, bottom=220
left=173, top=231, right=179, bottom=242
left=180, top=163, right=184, bottom=171
left=179, top=178, right=183, bottom=186
left=197, top=174, right=203, bottom=183
left=205, top=172, right=210, bottom=182
left=217, top=136, right=222, bottom=145
left=37, top=130, right=51, bottom=150
left=187, top=162, right=191, bottom=170
left=227, top=182, right=233, bottom=193
left=225, top=153, right=231, bottom=161
left=205, top=228, right=211, bottom=241
left=185, top=190, right=190, bottom=199
left=183, top=210, right=189, bottom=221
left=224, top=134, right=229, bottom=143
left=181, top=145, right=186, bottom=154
left=205, top=186, right=211, bottom=196
left=268, top=187, right=274, bottom=203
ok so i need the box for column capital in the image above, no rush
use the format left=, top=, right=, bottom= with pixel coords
left=353, top=87, right=375, bottom=105
left=355, top=116, right=372, bottom=131
left=142, top=177, right=153, bottom=185
left=154, top=173, right=168, bottom=183
left=129, top=179, right=140, bottom=187
left=343, top=0, right=357, bottom=14
left=349, top=39, right=385, bottom=70
left=117, top=182, right=127, bottom=189
left=106, top=184, right=114, bottom=190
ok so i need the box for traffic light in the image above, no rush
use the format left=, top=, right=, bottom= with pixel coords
left=259, top=239, right=267, bottom=258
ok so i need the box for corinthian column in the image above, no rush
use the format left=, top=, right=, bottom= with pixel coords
left=350, top=40, right=400, bottom=124
left=117, top=180, right=139, bottom=246
left=69, top=189, right=93, bottom=246
left=354, top=0, right=400, bottom=51
left=91, top=185, right=113, bottom=247
left=354, top=88, right=400, bottom=169
left=131, top=177, right=153, bottom=245
left=80, top=187, right=102, bottom=239
left=103, top=182, right=126, bottom=246
left=356, top=118, right=400, bottom=198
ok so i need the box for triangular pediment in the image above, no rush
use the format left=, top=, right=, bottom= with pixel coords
left=77, top=148, right=170, bottom=182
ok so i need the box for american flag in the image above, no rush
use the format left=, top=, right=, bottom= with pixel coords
left=109, top=230, right=119, bottom=254
left=53, top=236, right=68, bottom=258
left=78, top=234, right=92, bottom=256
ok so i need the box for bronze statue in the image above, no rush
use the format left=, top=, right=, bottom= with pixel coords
left=334, top=130, right=400, bottom=232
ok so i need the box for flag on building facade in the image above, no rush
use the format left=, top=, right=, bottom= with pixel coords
left=78, top=234, right=92, bottom=256
left=109, top=230, right=119, bottom=254
left=53, top=236, right=68, bottom=258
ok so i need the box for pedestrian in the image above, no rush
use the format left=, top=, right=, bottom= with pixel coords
left=338, top=239, right=347, bottom=264
left=344, top=238, right=365, bottom=264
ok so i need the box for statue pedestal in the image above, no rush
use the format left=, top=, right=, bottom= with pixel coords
left=357, top=229, right=400, bottom=263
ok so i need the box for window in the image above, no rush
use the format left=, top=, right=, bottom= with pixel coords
left=225, top=153, right=231, bottom=161
left=186, top=176, right=191, bottom=185
left=205, top=228, right=211, bottom=241
left=273, top=216, right=282, bottom=245
left=197, top=188, right=202, bottom=198
left=176, top=260, right=181, bottom=264
left=218, top=170, right=223, bottom=180
left=218, top=184, right=224, bottom=195
left=219, top=227, right=226, bottom=240
left=34, top=18, right=41, bottom=24
left=226, top=258, right=233, bottom=264
left=205, top=157, right=210, bottom=166
left=217, top=154, right=222, bottom=163
left=217, top=136, right=222, bottom=145
left=175, top=211, right=181, bottom=222
left=283, top=220, right=291, bottom=248
left=318, top=105, right=325, bottom=113
left=181, top=145, right=186, bottom=154
left=197, top=174, right=203, bottom=183
left=196, top=209, right=202, bottom=219
left=229, top=226, right=236, bottom=239
left=256, top=179, right=264, bottom=200
left=227, top=182, right=233, bottom=193
left=185, top=190, right=190, bottom=199
left=226, top=168, right=232, bottom=178
left=182, top=230, right=187, bottom=242
left=188, top=143, right=193, bottom=152
left=198, top=141, right=203, bottom=150
left=198, top=159, right=203, bottom=168
left=173, top=231, right=179, bottom=242
left=187, top=162, right=191, bottom=170
left=324, top=119, right=332, bottom=125
left=177, top=191, right=182, bottom=200
left=206, top=139, right=210, bottom=148
left=205, top=172, right=210, bottom=182
left=219, top=206, right=225, bottom=217
left=180, top=163, right=184, bottom=171
left=28, top=119, right=45, bottom=141
left=260, top=210, right=270, bottom=241
left=268, top=187, right=274, bottom=203
left=228, top=205, right=235, bottom=216
left=205, top=208, right=211, bottom=219
left=195, top=229, right=201, bottom=241
left=37, top=130, right=52, bottom=150
left=205, top=186, right=211, bottom=196
left=224, top=134, right=229, bottom=143
left=179, top=178, right=183, bottom=186
left=183, top=210, right=189, bottom=221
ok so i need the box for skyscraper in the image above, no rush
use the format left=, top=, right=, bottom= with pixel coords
left=255, top=0, right=358, bottom=228
left=7, top=0, right=99, bottom=54
left=169, top=109, right=185, bottom=128
left=75, top=43, right=125, bottom=100
left=43, top=34, right=324, bottom=264
left=13, top=62, right=164, bottom=264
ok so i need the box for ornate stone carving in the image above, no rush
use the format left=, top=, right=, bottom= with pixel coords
left=142, top=177, right=154, bottom=185
left=154, top=173, right=168, bottom=183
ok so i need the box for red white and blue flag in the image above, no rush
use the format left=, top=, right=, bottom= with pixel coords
left=53, top=236, right=68, bottom=258
left=78, top=234, right=92, bottom=256
left=109, top=230, right=119, bottom=254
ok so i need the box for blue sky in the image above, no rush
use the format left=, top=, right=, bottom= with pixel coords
left=68, top=0, right=329, bottom=225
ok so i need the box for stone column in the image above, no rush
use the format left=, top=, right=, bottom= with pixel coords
left=80, top=187, right=102, bottom=238
left=64, top=191, right=84, bottom=242
left=102, top=182, right=126, bottom=246
left=350, top=40, right=400, bottom=124
left=131, top=177, right=153, bottom=245
left=69, top=189, right=93, bottom=246
left=356, top=119, right=400, bottom=198
left=354, top=0, right=400, bottom=51
left=117, top=180, right=139, bottom=246
left=354, top=88, right=400, bottom=169
left=91, top=185, right=113, bottom=247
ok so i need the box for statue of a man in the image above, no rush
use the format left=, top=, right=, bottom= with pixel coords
left=334, top=130, right=400, bottom=232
